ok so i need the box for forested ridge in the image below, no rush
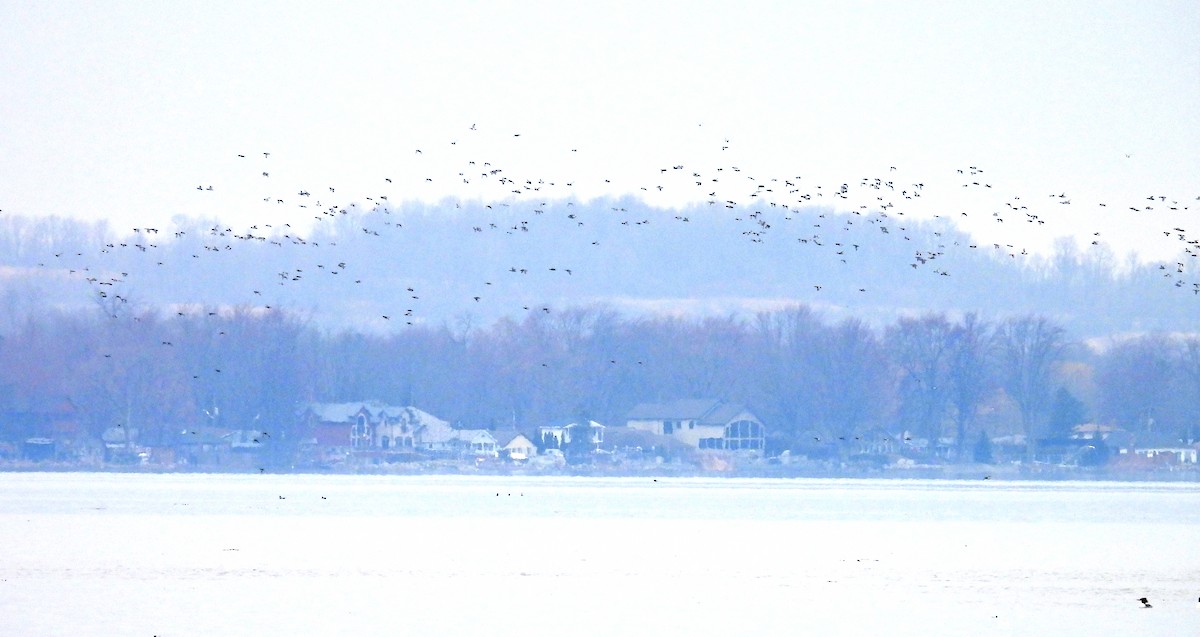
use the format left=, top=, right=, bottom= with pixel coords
left=1, top=204, right=1197, bottom=456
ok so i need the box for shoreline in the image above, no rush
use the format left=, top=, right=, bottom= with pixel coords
left=1, top=460, right=1195, bottom=483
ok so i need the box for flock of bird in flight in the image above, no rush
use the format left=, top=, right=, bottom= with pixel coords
left=19, top=125, right=1200, bottom=611
left=24, top=123, right=1200, bottom=342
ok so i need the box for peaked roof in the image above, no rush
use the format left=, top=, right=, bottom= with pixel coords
left=497, top=432, right=535, bottom=447
left=486, top=426, right=536, bottom=447
left=454, top=429, right=497, bottom=444
left=541, top=419, right=606, bottom=430
left=625, top=399, right=751, bottom=425
left=303, top=401, right=446, bottom=429
left=303, top=400, right=389, bottom=422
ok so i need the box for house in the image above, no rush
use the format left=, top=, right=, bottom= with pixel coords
left=299, top=401, right=453, bottom=453
left=1071, top=423, right=1123, bottom=440
left=299, top=401, right=505, bottom=460
left=451, top=429, right=499, bottom=457
left=380, top=407, right=453, bottom=451
left=218, top=429, right=268, bottom=468
left=537, top=420, right=605, bottom=451
left=625, top=399, right=765, bottom=454
left=1120, top=437, right=1199, bottom=465
left=309, top=416, right=353, bottom=464
left=226, top=429, right=267, bottom=451
left=1033, top=437, right=1087, bottom=465
left=1100, top=426, right=1197, bottom=467
left=22, top=437, right=55, bottom=461
left=857, top=427, right=899, bottom=455
left=174, top=427, right=232, bottom=465
left=101, top=426, right=141, bottom=462
left=2, top=400, right=84, bottom=460
left=493, top=430, right=538, bottom=461
left=408, top=416, right=457, bottom=453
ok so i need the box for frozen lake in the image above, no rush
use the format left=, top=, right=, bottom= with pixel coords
left=0, top=473, right=1196, bottom=636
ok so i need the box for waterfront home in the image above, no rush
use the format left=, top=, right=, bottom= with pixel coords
left=494, top=431, right=538, bottom=460
left=299, top=401, right=452, bottom=452
left=452, top=429, right=499, bottom=457
left=538, top=420, right=605, bottom=451
left=625, top=399, right=765, bottom=455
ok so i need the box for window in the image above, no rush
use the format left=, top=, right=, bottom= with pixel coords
left=724, top=420, right=764, bottom=452
left=663, top=421, right=674, bottom=435
left=353, top=414, right=371, bottom=449
left=381, top=436, right=390, bottom=449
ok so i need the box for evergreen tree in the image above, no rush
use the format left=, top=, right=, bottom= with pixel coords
left=1076, top=439, right=1109, bottom=467
left=1048, top=387, right=1087, bottom=438
left=563, top=420, right=595, bottom=462
left=972, top=430, right=994, bottom=464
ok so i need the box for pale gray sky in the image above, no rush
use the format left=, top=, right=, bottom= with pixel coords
left=1, top=1, right=1196, bottom=259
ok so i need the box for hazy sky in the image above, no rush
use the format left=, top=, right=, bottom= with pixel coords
left=2, top=1, right=1197, bottom=259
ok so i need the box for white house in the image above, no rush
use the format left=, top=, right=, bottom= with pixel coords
left=1121, top=445, right=1199, bottom=465
left=495, top=431, right=538, bottom=460
left=538, top=420, right=605, bottom=450
left=452, top=429, right=499, bottom=457
left=1109, top=427, right=1199, bottom=466
left=225, top=429, right=266, bottom=451
left=300, top=401, right=454, bottom=452
left=625, top=399, right=765, bottom=454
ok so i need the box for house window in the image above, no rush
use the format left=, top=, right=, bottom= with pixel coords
left=688, top=421, right=694, bottom=429
left=354, top=414, right=370, bottom=449
left=664, top=421, right=674, bottom=435
left=724, top=420, right=764, bottom=451
left=381, top=436, right=390, bottom=449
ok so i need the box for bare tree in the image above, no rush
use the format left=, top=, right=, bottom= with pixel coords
left=72, top=310, right=195, bottom=450
left=1095, top=334, right=1184, bottom=437
left=947, top=313, right=991, bottom=460
left=817, top=318, right=887, bottom=438
left=887, top=313, right=955, bottom=444
left=747, top=308, right=885, bottom=446
left=1181, top=337, right=1200, bottom=442
left=993, top=315, right=1065, bottom=461
left=749, top=306, right=825, bottom=441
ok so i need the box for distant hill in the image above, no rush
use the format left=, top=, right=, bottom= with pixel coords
left=0, top=199, right=1196, bottom=338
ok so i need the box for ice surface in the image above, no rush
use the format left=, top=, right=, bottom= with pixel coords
left=0, top=473, right=1195, bottom=636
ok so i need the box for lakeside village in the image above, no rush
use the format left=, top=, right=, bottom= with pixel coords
left=2, top=398, right=1198, bottom=480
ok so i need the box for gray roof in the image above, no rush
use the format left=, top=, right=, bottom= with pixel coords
left=491, top=429, right=534, bottom=447
left=541, top=420, right=606, bottom=430
left=1130, top=430, right=1199, bottom=449
left=303, top=402, right=451, bottom=439
left=625, top=399, right=751, bottom=425
left=303, top=400, right=388, bottom=423
left=453, top=429, right=496, bottom=444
